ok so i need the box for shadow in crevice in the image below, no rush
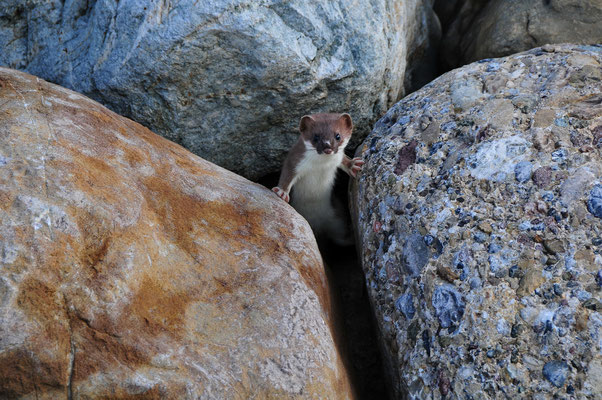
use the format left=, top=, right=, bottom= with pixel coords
left=323, top=173, right=391, bottom=400
left=258, top=171, right=391, bottom=399
left=320, top=239, right=390, bottom=400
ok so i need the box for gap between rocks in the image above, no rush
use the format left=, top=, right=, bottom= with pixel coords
left=258, top=172, right=391, bottom=399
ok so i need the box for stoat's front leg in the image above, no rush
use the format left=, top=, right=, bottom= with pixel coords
left=340, top=155, right=364, bottom=178
left=272, top=158, right=296, bottom=203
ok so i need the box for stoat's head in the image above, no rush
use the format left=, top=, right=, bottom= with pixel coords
left=299, top=113, right=353, bottom=155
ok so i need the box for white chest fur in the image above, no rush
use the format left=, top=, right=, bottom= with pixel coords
left=288, top=139, right=350, bottom=243
left=292, top=147, right=343, bottom=202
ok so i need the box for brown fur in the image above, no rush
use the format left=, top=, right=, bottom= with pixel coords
left=272, top=113, right=364, bottom=245
left=274, top=113, right=360, bottom=200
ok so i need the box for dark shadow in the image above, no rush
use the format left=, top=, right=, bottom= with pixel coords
left=258, top=170, right=391, bottom=399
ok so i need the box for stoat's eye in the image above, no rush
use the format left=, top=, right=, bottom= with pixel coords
left=313, top=134, right=319, bottom=142
left=335, top=133, right=341, bottom=141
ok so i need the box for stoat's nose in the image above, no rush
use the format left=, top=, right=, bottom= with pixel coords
left=323, top=148, right=333, bottom=154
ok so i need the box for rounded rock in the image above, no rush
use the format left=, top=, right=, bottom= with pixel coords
left=587, top=184, right=602, bottom=218
left=0, top=68, right=353, bottom=398
left=432, top=284, right=466, bottom=330
left=515, top=161, right=533, bottom=183
left=543, top=360, right=569, bottom=388
left=351, top=44, right=602, bottom=400
left=0, top=0, right=441, bottom=180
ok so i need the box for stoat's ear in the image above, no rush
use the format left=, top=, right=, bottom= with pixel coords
left=299, top=115, right=315, bottom=133
left=338, top=113, right=353, bottom=132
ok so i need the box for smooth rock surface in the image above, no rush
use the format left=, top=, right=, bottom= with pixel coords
left=351, top=44, right=602, bottom=399
left=437, top=0, right=602, bottom=70
left=0, top=68, right=353, bottom=399
left=0, top=0, right=439, bottom=180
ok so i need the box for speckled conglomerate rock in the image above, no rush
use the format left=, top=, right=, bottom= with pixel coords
left=0, top=68, right=353, bottom=399
left=351, top=44, right=602, bottom=399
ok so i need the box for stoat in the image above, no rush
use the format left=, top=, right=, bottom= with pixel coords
left=272, top=113, right=364, bottom=245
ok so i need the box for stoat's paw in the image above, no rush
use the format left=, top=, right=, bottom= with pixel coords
left=272, top=187, right=290, bottom=203
left=350, top=157, right=364, bottom=178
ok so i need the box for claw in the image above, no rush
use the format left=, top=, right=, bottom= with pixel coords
left=272, top=187, right=290, bottom=203
left=349, top=157, right=364, bottom=178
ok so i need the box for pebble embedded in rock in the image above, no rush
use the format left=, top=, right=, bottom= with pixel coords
left=468, top=135, right=530, bottom=181
left=553, top=283, right=563, bottom=296
left=488, top=243, right=502, bottom=253
left=474, top=231, right=488, bottom=243
left=594, top=127, right=602, bottom=147
left=543, top=239, right=565, bottom=255
left=402, top=233, right=430, bottom=277
left=588, top=185, right=602, bottom=218
left=517, top=268, right=545, bottom=296
left=582, top=298, right=601, bottom=311
left=478, top=221, right=493, bottom=234
left=437, top=265, right=459, bottom=283
left=395, top=293, right=416, bottom=320
left=543, top=360, right=569, bottom=388
left=532, top=167, right=553, bottom=188
left=395, top=140, right=418, bottom=175
left=432, top=284, right=465, bottom=330
left=450, top=76, right=486, bottom=111
left=422, top=329, right=431, bottom=357
left=511, top=323, right=524, bottom=338
left=551, top=148, right=568, bottom=163
left=515, top=161, right=533, bottom=183
left=512, top=94, right=538, bottom=113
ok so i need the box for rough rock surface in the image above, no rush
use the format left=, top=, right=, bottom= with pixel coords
left=437, top=0, right=602, bottom=70
left=0, top=0, right=439, bottom=180
left=351, top=44, right=602, bottom=399
left=0, top=68, right=353, bottom=399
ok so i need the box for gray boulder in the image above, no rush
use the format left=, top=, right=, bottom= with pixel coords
left=0, top=0, right=439, bottom=180
left=437, top=0, right=602, bottom=70
left=351, top=44, right=602, bottom=399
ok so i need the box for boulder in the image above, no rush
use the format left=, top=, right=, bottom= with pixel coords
left=0, top=67, right=353, bottom=399
left=0, top=0, right=439, bottom=180
left=351, top=44, right=602, bottom=399
left=437, top=0, right=602, bottom=70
